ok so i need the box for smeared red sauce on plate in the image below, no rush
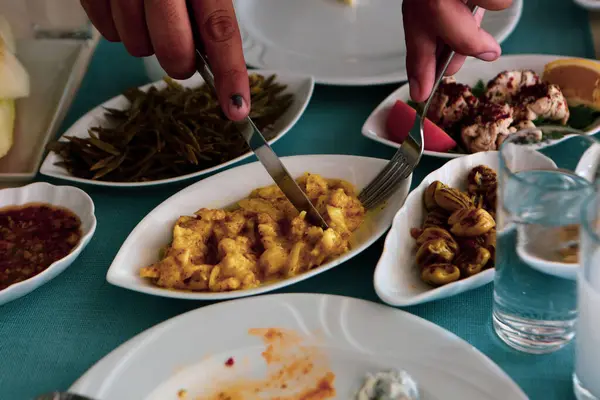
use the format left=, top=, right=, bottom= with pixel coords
left=0, top=203, right=82, bottom=290
left=199, top=328, right=336, bottom=400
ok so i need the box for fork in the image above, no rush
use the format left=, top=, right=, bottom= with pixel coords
left=358, top=3, right=479, bottom=210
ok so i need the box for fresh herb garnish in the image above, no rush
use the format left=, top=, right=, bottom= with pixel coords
left=566, top=105, right=600, bottom=130
left=541, top=130, right=566, bottom=141
left=471, top=79, right=486, bottom=98
left=533, top=105, right=600, bottom=131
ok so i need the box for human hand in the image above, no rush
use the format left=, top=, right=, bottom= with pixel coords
left=402, top=0, right=513, bottom=102
left=80, top=0, right=250, bottom=121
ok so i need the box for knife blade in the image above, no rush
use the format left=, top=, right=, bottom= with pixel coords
left=184, top=5, right=328, bottom=229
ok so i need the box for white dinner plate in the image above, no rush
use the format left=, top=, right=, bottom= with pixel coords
left=69, top=293, right=527, bottom=400
left=362, top=54, right=600, bottom=159
left=39, top=70, right=314, bottom=187
left=573, top=0, right=600, bottom=10
left=234, top=0, right=523, bottom=86
left=374, top=151, right=557, bottom=307
left=0, top=182, right=96, bottom=306
left=106, top=154, right=412, bottom=300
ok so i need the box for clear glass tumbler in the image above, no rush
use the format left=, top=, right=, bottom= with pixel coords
left=494, top=128, right=599, bottom=354
left=574, top=190, right=600, bottom=400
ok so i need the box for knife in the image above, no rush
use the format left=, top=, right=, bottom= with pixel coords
left=186, top=3, right=329, bottom=230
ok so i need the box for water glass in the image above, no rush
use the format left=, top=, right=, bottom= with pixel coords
left=574, top=191, right=600, bottom=399
left=494, top=128, right=600, bottom=354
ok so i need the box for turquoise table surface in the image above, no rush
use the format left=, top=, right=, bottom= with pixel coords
left=0, top=1, right=595, bottom=399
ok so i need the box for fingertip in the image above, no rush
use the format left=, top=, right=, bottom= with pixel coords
left=158, top=53, right=196, bottom=79
left=224, top=94, right=250, bottom=121
left=445, top=55, right=466, bottom=76
left=163, top=64, right=195, bottom=80
left=409, top=77, right=425, bottom=102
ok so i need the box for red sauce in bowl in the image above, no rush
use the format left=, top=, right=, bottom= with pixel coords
left=0, top=203, right=82, bottom=290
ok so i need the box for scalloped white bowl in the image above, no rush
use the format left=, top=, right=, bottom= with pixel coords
left=0, top=182, right=96, bottom=306
left=374, top=151, right=557, bottom=307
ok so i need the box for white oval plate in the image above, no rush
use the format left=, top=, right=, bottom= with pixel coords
left=234, top=0, right=522, bottom=86
left=69, top=293, right=527, bottom=400
left=374, top=151, right=557, bottom=307
left=40, top=70, right=315, bottom=187
left=106, top=154, right=412, bottom=300
left=362, top=54, right=600, bottom=158
left=0, top=182, right=96, bottom=306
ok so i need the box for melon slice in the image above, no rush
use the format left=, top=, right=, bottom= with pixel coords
left=385, top=100, right=457, bottom=153
left=543, top=58, right=600, bottom=110
left=0, top=35, right=29, bottom=99
left=0, top=98, right=15, bottom=159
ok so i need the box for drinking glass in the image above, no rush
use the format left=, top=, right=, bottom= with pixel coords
left=574, top=190, right=600, bottom=399
left=494, top=127, right=600, bottom=354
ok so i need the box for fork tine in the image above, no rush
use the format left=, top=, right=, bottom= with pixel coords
left=361, top=161, right=410, bottom=207
left=359, top=151, right=407, bottom=201
left=361, top=162, right=411, bottom=209
left=360, top=161, right=406, bottom=205
left=360, top=150, right=409, bottom=198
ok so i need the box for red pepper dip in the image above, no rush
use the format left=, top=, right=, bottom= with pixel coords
left=0, top=203, right=82, bottom=290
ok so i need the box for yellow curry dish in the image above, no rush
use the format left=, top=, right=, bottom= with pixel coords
left=139, top=173, right=365, bottom=292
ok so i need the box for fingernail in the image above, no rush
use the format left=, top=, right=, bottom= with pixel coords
left=228, top=94, right=248, bottom=120
left=475, top=51, right=499, bottom=62
left=231, top=94, right=244, bottom=108
left=409, top=78, right=420, bottom=100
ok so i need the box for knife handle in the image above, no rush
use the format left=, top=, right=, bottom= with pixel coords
left=186, top=0, right=207, bottom=56
left=185, top=0, right=218, bottom=93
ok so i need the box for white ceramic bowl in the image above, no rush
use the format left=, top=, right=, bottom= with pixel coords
left=0, top=182, right=96, bottom=306
left=362, top=54, right=600, bottom=159
left=40, top=69, right=315, bottom=187
left=373, top=151, right=557, bottom=307
left=107, top=154, right=412, bottom=300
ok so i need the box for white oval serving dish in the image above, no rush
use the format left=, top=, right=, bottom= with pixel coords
left=362, top=54, right=600, bottom=159
left=0, top=182, right=96, bottom=306
left=374, top=150, right=557, bottom=307
left=106, top=154, right=412, bottom=300
left=40, top=69, right=315, bottom=187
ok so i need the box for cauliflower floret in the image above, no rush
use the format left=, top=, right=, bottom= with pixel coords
left=426, top=76, right=479, bottom=129
left=485, top=69, right=540, bottom=104
left=514, top=82, right=570, bottom=125
left=461, top=102, right=514, bottom=153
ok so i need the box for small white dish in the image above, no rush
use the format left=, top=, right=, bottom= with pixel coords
left=106, top=154, right=411, bottom=300
left=374, top=151, right=557, bottom=307
left=362, top=54, right=600, bottom=159
left=232, top=0, right=522, bottom=86
left=40, top=69, right=315, bottom=187
left=0, top=33, right=100, bottom=183
left=513, top=144, right=600, bottom=281
left=516, top=225, right=578, bottom=280
left=0, top=182, right=96, bottom=306
left=69, top=293, right=527, bottom=400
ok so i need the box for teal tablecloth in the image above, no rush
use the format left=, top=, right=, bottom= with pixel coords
left=0, top=1, right=594, bottom=399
